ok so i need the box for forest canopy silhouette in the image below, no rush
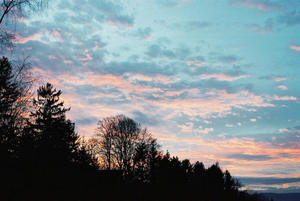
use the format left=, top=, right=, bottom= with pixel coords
left=0, top=56, right=274, bottom=201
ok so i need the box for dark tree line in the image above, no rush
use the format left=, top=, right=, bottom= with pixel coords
left=0, top=56, right=272, bottom=201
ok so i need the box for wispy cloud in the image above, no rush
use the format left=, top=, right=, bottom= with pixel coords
left=187, top=21, right=212, bottom=30
left=279, top=11, right=300, bottom=26
left=200, top=73, right=248, bottom=81
left=134, top=27, right=152, bottom=40
left=248, top=19, right=273, bottom=34
left=14, top=33, right=43, bottom=44
left=228, top=153, right=273, bottom=161
left=273, top=77, right=287, bottom=82
left=273, top=95, right=297, bottom=101
left=277, top=85, right=288, bottom=90
left=231, top=0, right=282, bottom=12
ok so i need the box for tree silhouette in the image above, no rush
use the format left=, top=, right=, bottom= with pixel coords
left=96, top=115, right=151, bottom=174
left=0, top=56, right=33, bottom=201
left=112, top=115, right=141, bottom=174
left=0, top=0, right=47, bottom=50
left=13, top=83, right=99, bottom=200
left=133, top=131, right=160, bottom=182
left=0, top=56, right=31, bottom=167
left=23, top=83, right=97, bottom=170
left=95, top=116, right=117, bottom=170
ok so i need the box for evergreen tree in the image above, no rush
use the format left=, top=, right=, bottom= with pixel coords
left=25, top=83, right=96, bottom=170
left=0, top=56, right=30, bottom=166
left=0, top=57, right=19, bottom=164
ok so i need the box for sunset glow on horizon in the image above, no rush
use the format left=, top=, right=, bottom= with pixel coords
left=6, top=0, right=300, bottom=193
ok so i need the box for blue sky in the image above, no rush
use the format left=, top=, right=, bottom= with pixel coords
left=5, top=0, right=300, bottom=193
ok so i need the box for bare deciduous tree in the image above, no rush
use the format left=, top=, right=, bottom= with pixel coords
left=95, top=116, right=117, bottom=170
left=0, top=0, right=46, bottom=24
left=112, top=115, right=140, bottom=173
left=0, top=0, right=47, bottom=50
left=95, top=114, right=159, bottom=177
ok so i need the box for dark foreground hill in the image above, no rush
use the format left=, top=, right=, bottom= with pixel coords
left=263, top=193, right=300, bottom=201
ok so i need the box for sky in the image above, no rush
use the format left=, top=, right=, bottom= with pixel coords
left=5, top=0, right=300, bottom=193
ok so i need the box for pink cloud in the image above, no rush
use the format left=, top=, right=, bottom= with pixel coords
left=186, top=60, right=207, bottom=67
left=166, top=90, right=184, bottom=96
left=48, top=55, right=57, bottom=60
left=273, top=77, right=287, bottom=82
left=51, top=30, right=62, bottom=41
left=277, top=84, right=288, bottom=90
left=106, top=20, right=134, bottom=29
left=232, top=0, right=281, bottom=12
left=79, top=49, right=93, bottom=61
left=178, top=122, right=194, bottom=132
left=30, top=70, right=275, bottom=123
left=196, top=127, right=214, bottom=134
left=29, top=67, right=47, bottom=75
left=290, top=45, right=300, bottom=52
left=155, top=75, right=173, bottom=84
left=57, top=72, right=167, bottom=98
left=178, top=123, right=214, bottom=134
left=150, top=90, right=273, bottom=119
left=126, top=74, right=172, bottom=85
left=204, top=120, right=212, bottom=124
left=200, top=73, right=247, bottom=81
left=278, top=128, right=289, bottom=133
left=273, top=95, right=297, bottom=101
left=63, top=60, right=73, bottom=64
left=14, top=33, right=42, bottom=44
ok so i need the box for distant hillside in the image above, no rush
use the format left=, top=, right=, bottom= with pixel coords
left=263, top=193, right=300, bottom=201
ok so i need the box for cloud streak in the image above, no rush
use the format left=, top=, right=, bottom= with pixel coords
left=231, top=0, right=281, bottom=12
